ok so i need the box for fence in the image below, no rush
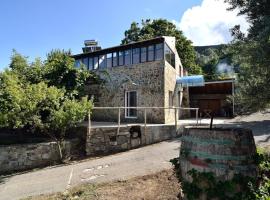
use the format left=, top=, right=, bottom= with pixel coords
left=88, top=107, right=199, bottom=135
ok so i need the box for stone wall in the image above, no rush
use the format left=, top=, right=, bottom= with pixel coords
left=85, top=60, right=166, bottom=123
left=0, top=139, right=80, bottom=174
left=86, top=125, right=183, bottom=156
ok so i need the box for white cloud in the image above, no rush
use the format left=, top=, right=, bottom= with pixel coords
left=178, top=0, right=249, bottom=46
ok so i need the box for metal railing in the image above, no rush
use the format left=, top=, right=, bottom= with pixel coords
left=88, top=107, right=199, bottom=135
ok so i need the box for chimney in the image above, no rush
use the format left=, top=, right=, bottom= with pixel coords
left=82, top=40, right=102, bottom=53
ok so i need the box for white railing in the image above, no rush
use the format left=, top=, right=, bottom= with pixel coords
left=88, top=107, right=199, bottom=135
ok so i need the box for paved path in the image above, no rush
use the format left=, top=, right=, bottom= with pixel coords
left=0, top=139, right=181, bottom=200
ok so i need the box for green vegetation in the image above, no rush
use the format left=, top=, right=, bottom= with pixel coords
left=122, top=19, right=202, bottom=75
left=0, top=50, right=94, bottom=158
left=225, top=0, right=270, bottom=113
left=171, top=147, right=270, bottom=200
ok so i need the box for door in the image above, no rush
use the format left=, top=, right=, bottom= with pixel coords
left=125, top=91, right=137, bottom=118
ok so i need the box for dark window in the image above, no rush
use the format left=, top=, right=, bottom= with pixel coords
left=140, top=47, right=147, bottom=62
left=82, top=57, right=88, bottom=68
left=148, top=45, right=154, bottom=61
left=132, top=48, right=140, bottom=64
left=155, top=43, right=164, bottom=61
left=88, top=57, right=93, bottom=70
left=125, top=91, right=137, bottom=118
left=113, top=52, right=118, bottom=67
left=106, top=53, right=112, bottom=68
left=93, top=57, right=99, bottom=70
left=165, top=43, right=175, bottom=68
left=169, top=91, right=173, bottom=107
left=74, top=59, right=81, bottom=68
left=119, top=51, right=124, bottom=66
left=124, top=49, right=131, bottom=65
left=99, top=55, right=106, bottom=69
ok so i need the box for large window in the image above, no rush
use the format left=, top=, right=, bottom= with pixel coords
left=124, top=49, right=131, bottom=65
left=82, top=57, right=88, bottom=68
left=125, top=91, right=137, bottom=118
left=155, top=43, right=164, bottom=61
left=74, top=59, right=81, bottom=68
left=93, top=57, right=99, bottom=70
left=132, top=48, right=140, bottom=64
left=119, top=51, right=124, bottom=66
left=165, top=43, right=175, bottom=68
left=89, top=57, right=93, bottom=70
left=140, top=47, right=147, bottom=63
left=99, top=55, right=106, bottom=69
left=113, top=52, right=118, bottom=67
left=106, top=53, right=112, bottom=68
left=148, top=45, right=154, bottom=61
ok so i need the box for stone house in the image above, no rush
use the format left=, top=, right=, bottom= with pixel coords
left=73, top=36, right=185, bottom=124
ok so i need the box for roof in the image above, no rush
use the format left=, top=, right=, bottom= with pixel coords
left=72, top=37, right=165, bottom=59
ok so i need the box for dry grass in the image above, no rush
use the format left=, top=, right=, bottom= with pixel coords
left=24, top=169, right=181, bottom=200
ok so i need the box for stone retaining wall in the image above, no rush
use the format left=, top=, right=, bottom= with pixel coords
left=0, top=139, right=80, bottom=174
left=86, top=125, right=183, bottom=156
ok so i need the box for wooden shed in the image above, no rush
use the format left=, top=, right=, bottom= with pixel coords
left=189, top=79, right=235, bottom=117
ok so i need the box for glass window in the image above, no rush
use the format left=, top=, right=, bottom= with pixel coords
left=132, top=48, right=140, bottom=64
left=106, top=53, right=112, bottom=68
left=93, top=57, right=99, bottom=70
left=165, top=43, right=175, bottom=68
left=119, top=51, right=124, bottom=66
left=155, top=43, right=164, bottom=61
left=88, top=57, right=93, bottom=70
left=140, top=47, right=147, bottom=62
left=99, top=55, right=106, bottom=69
left=148, top=45, right=154, bottom=61
left=74, top=59, right=81, bottom=68
left=124, top=49, right=131, bottom=65
left=125, top=91, right=137, bottom=118
left=82, top=57, right=88, bottom=68
left=113, top=52, right=118, bottom=67
left=169, top=91, right=173, bottom=107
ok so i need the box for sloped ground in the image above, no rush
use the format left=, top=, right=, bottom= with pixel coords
left=24, top=169, right=181, bottom=200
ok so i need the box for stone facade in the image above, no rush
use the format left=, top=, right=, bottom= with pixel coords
left=85, top=36, right=184, bottom=124
left=0, top=139, right=80, bottom=174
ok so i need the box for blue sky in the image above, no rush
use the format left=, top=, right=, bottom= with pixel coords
left=0, top=0, right=248, bottom=70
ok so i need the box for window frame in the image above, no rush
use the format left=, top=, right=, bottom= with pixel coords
left=125, top=90, right=138, bottom=118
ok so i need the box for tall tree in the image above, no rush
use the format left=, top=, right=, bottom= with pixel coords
left=122, top=19, right=202, bottom=74
left=225, top=0, right=270, bottom=112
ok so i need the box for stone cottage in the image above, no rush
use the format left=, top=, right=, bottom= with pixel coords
left=73, top=36, right=185, bottom=124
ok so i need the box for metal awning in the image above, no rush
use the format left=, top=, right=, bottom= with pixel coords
left=176, top=75, right=205, bottom=87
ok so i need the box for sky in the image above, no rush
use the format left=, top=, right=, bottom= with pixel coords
left=0, top=0, right=248, bottom=70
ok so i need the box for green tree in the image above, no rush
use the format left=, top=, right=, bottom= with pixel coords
left=225, top=0, right=270, bottom=112
left=122, top=19, right=202, bottom=74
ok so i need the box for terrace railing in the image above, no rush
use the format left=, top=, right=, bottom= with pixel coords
left=88, top=107, right=199, bottom=135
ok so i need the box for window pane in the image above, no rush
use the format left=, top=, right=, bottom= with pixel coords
left=113, top=52, right=118, bottom=67
left=119, top=51, right=124, bottom=66
left=93, top=57, right=99, bottom=70
left=99, top=55, right=106, bottom=69
left=155, top=43, right=164, bottom=61
left=74, top=59, right=81, bottom=68
left=125, top=91, right=137, bottom=117
left=148, top=45, right=154, bottom=61
left=169, top=91, right=173, bottom=107
left=165, top=43, right=175, bottom=68
left=132, top=48, right=140, bottom=64
left=106, top=53, right=112, bottom=68
left=124, top=49, right=131, bottom=65
left=89, top=57, right=93, bottom=70
left=140, top=47, right=147, bottom=63
left=82, top=57, right=88, bottom=68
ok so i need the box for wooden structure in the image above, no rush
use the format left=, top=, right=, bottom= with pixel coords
left=189, top=79, right=235, bottom=117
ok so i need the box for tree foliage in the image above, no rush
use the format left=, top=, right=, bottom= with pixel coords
left=225, top=0, right=270, bottom=113
left=0, top=50, right=93, bottom=139
left=122, top=19, right=202, bottom=74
